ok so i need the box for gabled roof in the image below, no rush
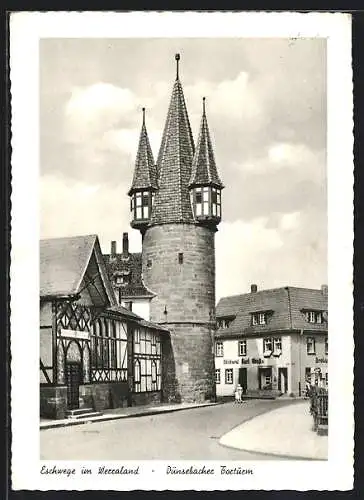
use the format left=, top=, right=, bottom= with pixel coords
left=40, top=234, right=116, bottom=306
left=107, top=305, right=170, bottom=333
left=151, top=57, right=195, bottom=224
left=190, top=98, right=224, bottom=188
left=104, top=252, right=154, bottom=298
left=128, top=109, right=158, bottom=195
left=216, top=286, right=328, bottom=338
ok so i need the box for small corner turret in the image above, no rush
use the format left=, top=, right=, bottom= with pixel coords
left=189, top=97, right=224, bottom=228
left=128, top=107, right=158, bottom=234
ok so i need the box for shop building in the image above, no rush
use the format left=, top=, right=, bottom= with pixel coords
left=214, top=284, right=328, bottom=397
left=40, top=234, right=168, bottom=419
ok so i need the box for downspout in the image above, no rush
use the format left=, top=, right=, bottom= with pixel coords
left=286, top=287, right=299, bottom=395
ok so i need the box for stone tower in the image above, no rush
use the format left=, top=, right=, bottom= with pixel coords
left=129, top=54, right=224, bottom=403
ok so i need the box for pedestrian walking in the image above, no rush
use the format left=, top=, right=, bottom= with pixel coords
left=234, top=384, right=243, bottom=404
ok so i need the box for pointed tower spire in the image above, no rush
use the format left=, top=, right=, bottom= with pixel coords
left=189, top=98, right=224, bottom=225
left=128, top=107, right=158, bottom=195
left=151, top=54, right=195, bottom=224
left=190, top=97, right=223, bottom=189
left=128, top=108, right=158, bottom=232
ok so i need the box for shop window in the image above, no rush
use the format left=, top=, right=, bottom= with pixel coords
left=215, top=341, right=224, bottom=357
left=215, top=369, right=221, bottom=384
left=273, top=337, right=282, bottom=356
left=225, top=368, right=233, bottom=384
left=263, top=338, right=273, bottom=356
left=307, top=337, right=316, bottom=355
left=238, top=340, right=247, bottom=356
left=252, top=312, right=267, bottom=326
left=325, top=336, right=328, bottom=355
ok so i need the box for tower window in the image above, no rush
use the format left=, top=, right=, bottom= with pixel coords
left=178, top=252, right=184, bottom=264
left=147, top=259, right=152, bottom=268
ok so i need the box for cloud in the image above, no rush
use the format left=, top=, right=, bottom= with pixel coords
left=216, top=211, right=327, bottom=300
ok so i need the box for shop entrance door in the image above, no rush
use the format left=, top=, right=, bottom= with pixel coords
left=278, top=367, right=288, bottom=393
left=258, top=367, right=272, bottom=390
left=238, top=368, right=247, bottom=394
left=66, top=362, right=82, bottom=410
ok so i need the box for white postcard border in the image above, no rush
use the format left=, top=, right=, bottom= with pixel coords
left=10, top=11, right=353, bottom=491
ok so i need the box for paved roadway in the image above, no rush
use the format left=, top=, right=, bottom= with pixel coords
left=40, top=399, right=297, bottom=460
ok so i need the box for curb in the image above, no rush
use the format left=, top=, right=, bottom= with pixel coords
left=217, top=440, right=326, bottom=461
left=40, top=402, right=222, bottom=430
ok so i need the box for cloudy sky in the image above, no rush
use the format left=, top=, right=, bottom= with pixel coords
left=40, top=37, right=327, bottom=300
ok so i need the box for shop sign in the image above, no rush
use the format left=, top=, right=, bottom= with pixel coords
left=60, top=328, right=90, bottom=341
left=239, top=358, right=266, bottom=365
left=223, top=359, right=240, bottom=365
left=251, top=358, right=265, bottom=364
left=315, top=357, right=328, bottom=364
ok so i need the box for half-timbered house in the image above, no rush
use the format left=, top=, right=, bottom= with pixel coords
left=40, top=234, right=168, bottom=419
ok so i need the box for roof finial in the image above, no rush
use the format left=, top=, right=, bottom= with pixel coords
left=175, top=53, right=180, bottom=80
left=142, top=107, right=145, bottom=126
left=202, top=97, right=206, bottom=115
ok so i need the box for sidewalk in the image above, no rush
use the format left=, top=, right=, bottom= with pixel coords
left=219, top=400, right=328, bottom=460
left=40, top=401, right=221, bottom=430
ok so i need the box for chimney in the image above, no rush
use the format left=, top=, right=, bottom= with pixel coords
left=111, top=240, right=117, bottom=258
left=251, top=284, right=258, bottom=293
left=122, top=232, right=129, bottom=255
left=321, top=284, right=328, bottom=296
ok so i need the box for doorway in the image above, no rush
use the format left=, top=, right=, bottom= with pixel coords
left=238, top=368, right=247, bottom=394
left=278, top=367, right=288, bottom=393
left=66, top=362, right=82, bottom=409
left=258, top=367, right=272, bottom=390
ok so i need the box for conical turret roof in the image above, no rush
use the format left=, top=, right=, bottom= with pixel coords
left=150, top=54, right=195, bottom=224
left=190, top=98, right=224, bottom=188
left=128, top=108, right=158, bottom=195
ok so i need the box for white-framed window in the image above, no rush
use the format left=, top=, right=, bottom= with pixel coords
left=265, top=374, right=272, bottom=386
left=263, top=337, right=273, bottom=356
left=225, top=368, right=233, bottom=384
left=192, top=186, right=221, bottom=219
left=215, top=369, right=221, bottom=384
left=273, top=337, right=282, bottom=356
left=115, top=275, right=124, bottom=285
left=238, top=340, right=247, bottom=356
left=307, top=337, right=316, bottom=355
left=305, top=311, right=323, bottom=324
left=325, top=336, right=328, bottom=355
left=132, top=190, right=151, bottom=220
left=215, top=341, right=224, bottom=357
left=252, top=312, right=267, bottom=326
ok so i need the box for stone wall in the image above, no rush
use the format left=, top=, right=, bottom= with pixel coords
left=143, top=223, right=216, bottom=404
left=40, top=386, right=67, bottom=419
left=79, top=382, right=129, bottom=412
left=143, top=224, right=215, bottom=323
left=131, top=391, right=162, bottom=406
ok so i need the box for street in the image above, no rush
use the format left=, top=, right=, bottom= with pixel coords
left=40, top=399, right=297, bottom=460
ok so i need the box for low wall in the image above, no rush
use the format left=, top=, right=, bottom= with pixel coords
left=40, top=386, right=68, bottom=419
left=131, top=391, right=162, bottom=406
left=80, top=382, right=129, bottom=411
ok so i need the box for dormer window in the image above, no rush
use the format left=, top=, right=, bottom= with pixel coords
left=252, top=312, right=267, bottom=326
left=305, top=310, right=323, bottom=324
left=115, top=275, right=124, bottom=285
left=217, top=317, right=232, bottom=329
left=190, top=186, right=222, bottom=221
